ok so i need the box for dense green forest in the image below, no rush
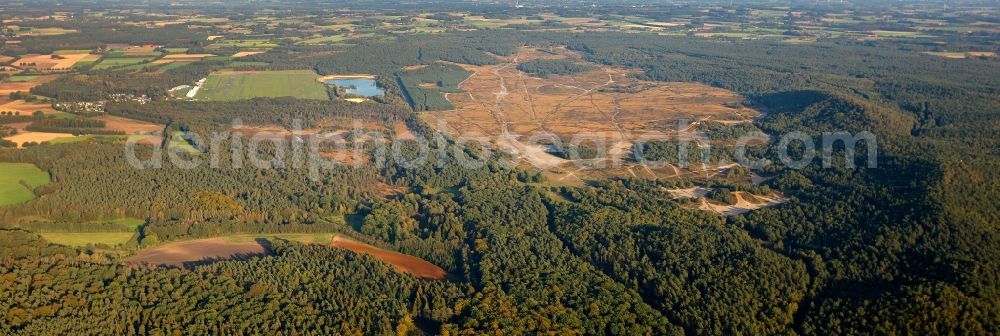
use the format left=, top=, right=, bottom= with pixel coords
left=1, top=3, right=998, bottom=335
left=516, top=59, right=593, bottom=78
left=396, top=63, right=471, bottom=111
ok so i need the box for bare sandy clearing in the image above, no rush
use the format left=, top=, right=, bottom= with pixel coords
left=424, top=46, right=760, bottom=181
left=394, top=121, right=417, bottom=140
left=666, top=187, right=711, bottom=199
left=6, top=132, right=77, bottom=147
left=124, top=238, right=269, bottom=268
left=697, top=191, right=788, bottom=216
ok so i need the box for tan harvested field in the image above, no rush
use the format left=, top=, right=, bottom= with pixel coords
left=967, top=51, right=997, bottom=57
left=232, top=51, right=264, bottom=58
left=6, top=132, right=77, bottom=147
left=0, top=75, right=57, bottom=95
left=315, top=74, right=376, bottom=82
left=0, top=55, right=14, bottom=63
left=0, top=99, right=58, bottom=115
left=330, top=236, right=447, bottom=280
left=14, top=53, right=95, bottom=70
left=123, top=238, right=269, bottom=268
left=424, top=47, right=760, bottom=183
left=97, top=115, right=163, bottom=134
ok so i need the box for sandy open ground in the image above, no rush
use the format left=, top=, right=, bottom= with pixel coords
left=330, top=236, right=447, bottom=280
left=666, top=187, right=712, bottom=199
left=698, top=191, right=788, bottom=216
left=424, top=47, right=760, bottom=183
left=123, top=238, right=269, bottom=268
left=5, top=132, right=77, bottom=146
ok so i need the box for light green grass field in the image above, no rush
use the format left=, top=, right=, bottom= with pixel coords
left=73, top=60, right=97, bottom=69
left=47, top=135, right=128, bottom=144
left=92, top=56, right=157, bottom=70
left=6, top=74, right=42, bottom=82
left=157, top=61, right=193, bottom=71
left=0, top=163, right=50, bottom=206
left=90, top=218, right=145, bottom=230
left=40, top=232, right=135, bottom=247
left=225, top=61, right=269, bottom=69
left=196, top=70, right=329, bottom=101
left=54, top=49, right=92, bottom=55
left=168, top=132, right=201, bottom=154
left=208, top=40, right=278, bottom=49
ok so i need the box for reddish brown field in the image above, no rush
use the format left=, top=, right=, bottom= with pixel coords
left=123, top=238, right=269, bottom=268
left=330, top=236, right=447, bottom=280
left=97, top=115, right=163, bottom=134
left=0, top=75, right=57, bottom=96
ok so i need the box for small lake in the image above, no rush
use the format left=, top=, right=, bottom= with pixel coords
left=324, top=78, right=384, bottom=97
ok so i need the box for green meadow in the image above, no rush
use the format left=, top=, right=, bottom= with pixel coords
left=0, top=163, right=50, bottom=206
left=196, top=70, right=329, bottom=101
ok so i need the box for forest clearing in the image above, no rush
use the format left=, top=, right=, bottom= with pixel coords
left=123, top=238, right=271, bottom=268
left=40, top=232, right=135, bottom=247
left=424, top=47, right=760, bottom=183
left=0, top=163, right=49, bottom=206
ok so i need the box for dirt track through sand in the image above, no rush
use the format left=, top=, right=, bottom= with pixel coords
left=424, top=47, right=760, bottom=182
